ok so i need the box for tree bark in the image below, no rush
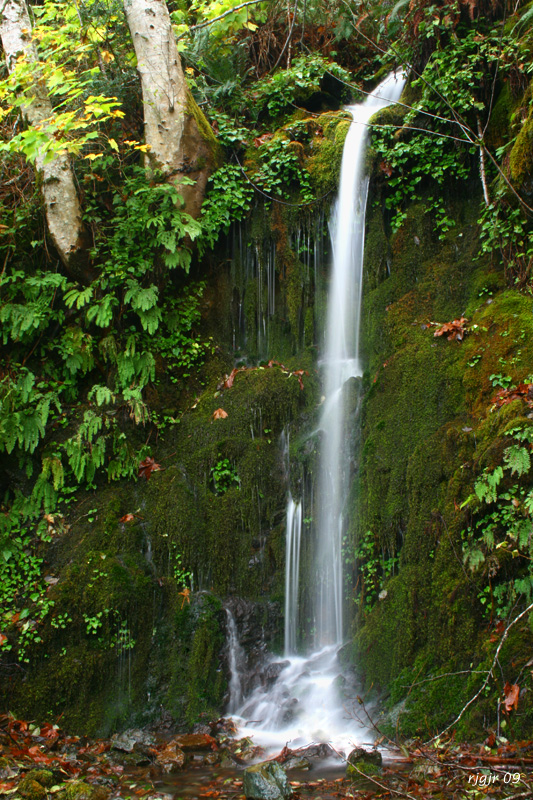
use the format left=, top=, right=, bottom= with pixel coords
left=123, top=0, right=219, bottom=218
left=0, top=0, right=88, bottom=272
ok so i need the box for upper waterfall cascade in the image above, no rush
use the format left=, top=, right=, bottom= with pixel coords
left=230, top=71, right=406, bottom=752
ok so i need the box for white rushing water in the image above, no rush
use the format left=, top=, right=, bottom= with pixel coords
left=316, top=70, right=406, bottom=647
left=226, top=608, right=246, bottom=714
left=284, top=495, right=302, bottom=655
left=230, top=71, right=406, bottom=753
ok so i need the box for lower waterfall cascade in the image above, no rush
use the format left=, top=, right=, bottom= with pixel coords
left=228, top=71, right=406, bottom=752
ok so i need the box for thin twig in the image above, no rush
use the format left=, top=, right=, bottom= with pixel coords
left=428, top=601, right=533, bottom=742
left=272, top=0, right=298, bottom=71
left=402, top=669, right=489, bottom=688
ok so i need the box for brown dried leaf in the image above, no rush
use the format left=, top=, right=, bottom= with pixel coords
left=503, top=682, right=520, bottom=713
left=213, top=408, right=228, bottom=420
left=138, top=457, right=162, bottom=481
left=434, top=317, right=468, bottom=342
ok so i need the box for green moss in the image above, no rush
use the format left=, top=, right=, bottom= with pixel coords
left=185, top=91, right=223, bottom=166
left=307, top=115, right=350, bottom=195
left=57, top=782, right=109, bottom=800
left=485, top=84, right=514, bottom=151
left=24, top=772, right=54, bottom=789
left=352, top=184, right=533, bottom=737
left=18, top=779, right=47, bottom=800
left=509, top=109, right=533, bottom=190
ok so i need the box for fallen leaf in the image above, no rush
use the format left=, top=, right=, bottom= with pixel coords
left=138, top=457, right=162, bottom=481
left=503, top=682, right=520, bottom=713
left=0, top=633, right=7, bottom=646
left=213, top=408, right=228, bottom=420
left=433, top=317, right=468, bottom=342
left=119, top=513, right=142, bottom=523
left=492, top=383, right=533, bottom=409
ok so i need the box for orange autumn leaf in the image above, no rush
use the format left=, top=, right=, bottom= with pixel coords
left=433, top=317, right=468, bottom=342
left=119, top=513, right=142, bottom=523
left=503, top=682, right=520, bottom=713
left=213, top=408, right=228, bottom=420
left=179, top=587, right=191, bottom=609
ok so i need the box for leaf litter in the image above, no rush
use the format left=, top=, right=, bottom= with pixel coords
left=0, top=714, right=532, bottom=800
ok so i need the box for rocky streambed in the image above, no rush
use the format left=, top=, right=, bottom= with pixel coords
left=1, top=713, right=533, bottom=800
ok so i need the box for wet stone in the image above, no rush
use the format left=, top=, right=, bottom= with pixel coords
left=243, top=761, right=292, bottom=800
left=282, top=756, right=312, bottom=771
left=262, top=661, right=290, bottom=686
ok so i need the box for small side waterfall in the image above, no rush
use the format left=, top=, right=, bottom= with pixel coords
left=284, top=494, right=302, bottom=655
left=225, top=608, right=246, bottom=714
left=229, top=72, right=406, bottom=752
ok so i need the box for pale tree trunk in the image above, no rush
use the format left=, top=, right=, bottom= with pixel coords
left=123, top=0, right=219, bottom=218
left=0, top=0, right=88, bottom=272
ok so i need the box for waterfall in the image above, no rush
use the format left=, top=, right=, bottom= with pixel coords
left=226, top=608, right=246, bottom=714
left=231, top=72, right=406, bottom=751
left=284, top=494, right=302, bottom=655
left=315, top=71, right=406, bottom=647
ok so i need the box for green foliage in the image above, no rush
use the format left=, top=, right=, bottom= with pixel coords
left=200, top=163, right=254, bottom=250
left=0, top=162, right=212, bottom=662
left=211, top=458, right=240, bottom=494
left=462, top=425, right=533, bottom=618
left=354, top=529, right=398, bottom=614
left=251, top=55, right=352, bottom=119
left=255, top=137, right=314, bottom=202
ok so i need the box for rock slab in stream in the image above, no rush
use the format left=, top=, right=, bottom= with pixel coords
left=243, top=761, right=292, bottom=799
left=346, top=747, right=383, bottom=780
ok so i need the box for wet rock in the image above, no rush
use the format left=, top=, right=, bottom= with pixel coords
left=282, top=756, right=311, bottom=771
left=219, top=750, right=238, bottom=767
left=173, top=733, right=217, bottom=751
left=243, top=761, right=292, bottom=799
left=155, top=741, right=187, bottom=773
left=202, top=752, right=219, bottom=766
left=346, top=747, right=382, bottom=781
left=298, top=743, right=338, bottom=760
left=347, top=747, right=382, bottom=767
left=262, top=661, right=290, bottom=686
left=111, top=729, right=155, bottom=753
left=192, top=724, right=211, bottom=735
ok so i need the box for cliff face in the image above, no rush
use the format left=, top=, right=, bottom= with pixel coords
left=2, top=55, right=533, bottom=737
left=354, top=181, right=533, bottom=737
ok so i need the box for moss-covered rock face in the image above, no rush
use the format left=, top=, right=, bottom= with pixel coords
left=509, top=108, right=533, bottom=195
left=1, top=339, right=320, bottom=734
left=353, top=179, right=533, bottom=739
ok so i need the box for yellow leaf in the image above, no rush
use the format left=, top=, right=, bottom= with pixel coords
left=84, top=153, right=103, bottom=161
left=108, top=137, right=119, bottom=152
left=100, top=50, right=114, bottom=63
left=135, top=144, right=152, bottom=152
